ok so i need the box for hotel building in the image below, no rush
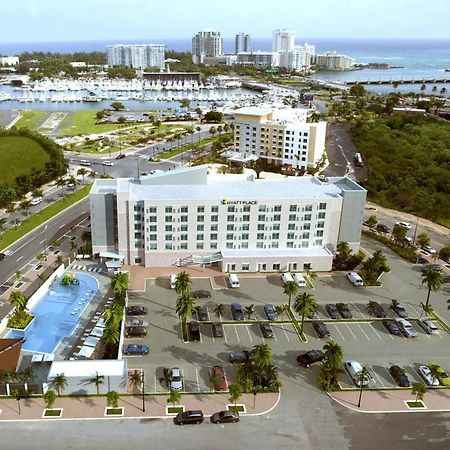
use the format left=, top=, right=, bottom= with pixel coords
left=272, top=29, right=296, bottom=53
left=106, top=44, right=165, bottom=69
left=235, top=32, right=251, bottom=53
left=192, top=30, right=223, bottom=64
left=232, top=107, right=326, bottom=170
left=90, top=166, right=366, bottom=272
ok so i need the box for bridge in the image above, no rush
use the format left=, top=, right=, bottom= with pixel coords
left=345, top=77, right=450, bottom=86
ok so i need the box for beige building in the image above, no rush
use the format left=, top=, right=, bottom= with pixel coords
left=232, top=107, right=326, bottom=169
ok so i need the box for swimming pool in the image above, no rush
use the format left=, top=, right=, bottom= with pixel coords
left=6, top=272, right=99, bottom=354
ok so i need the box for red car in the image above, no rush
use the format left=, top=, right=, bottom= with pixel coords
left=211, top=366, right=228, bottom=391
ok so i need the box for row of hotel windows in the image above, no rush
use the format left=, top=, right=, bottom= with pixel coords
left=140, top=222, right=322, bottom=232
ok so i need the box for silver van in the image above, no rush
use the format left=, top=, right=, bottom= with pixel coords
left=344, top=360, right=370, bottom=387
left=346, top=272, right=364, bottom=287
left=281, top=273, right=295, bottom=284
left=292, top=273, right=306, bottom=287
left=228, top=274, right=240, bottom=288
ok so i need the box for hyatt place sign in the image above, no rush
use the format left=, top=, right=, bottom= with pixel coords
left=222, top=199, right=258, bottom=205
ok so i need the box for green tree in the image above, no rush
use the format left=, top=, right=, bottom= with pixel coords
left=167, top=390, right=182, bottom=406
left=50, top=373, right=67, bottom=397
left=104, top=303, right=123, bottom=328
left=89, top=372, right=105, bottom=395
left=128, top=370, right=143, bottom=393
left=6, top=204, right=17, bottom=228
left=9, top=291, right=28, bottom=311
left=392, top=224, right=407, bottom=245
left=19, top=199, right=32, bottom=218
left=356, top=366, right=371, bottom=407
left=421, top=268, right=442, bottom=308
left=43, top=390, right=57, bottom=410
left=349, top=84, right=366, bottom=97
left=15, top=270, right=22, bottom=283
left=175, top=294, right=197, bottom=340
left=440, top=87, right=447, bottom=96
left=417, top=232, right=430, bottom=248
left=283, top=280, right=298, bottom=309
left=77, top=168, right=88, bottom=181
left=111, top=101, right=125, bottom=111
left=244, top=304, right=255, bottom=320
left=335, top=241, right=352, bottom=269
left=252, top=343, right=273, bottom=369
left=438, top=245, right=450, bottom=263
left=367, top=300, right=381, bottom=317
left=305, top=268, right=318, bottom=285
left=275, top=305, right=286, bottom=318
left=293, top=293, right=317, bottom=335
left=54, top=254, right=64, bottom=268
left=323, top=340, right=344, bottom=386
left=365, top=215, right=377, bottom=229
left=251, top=158, right=265, bottom=179
left=174, top=271, right=191, bottom=297
left=411, top=382, right=427, bottom=404
left=102, top=324, right=120, bottom=345
left=228, top=383, right=244, bottom=407
left=106, top=390, right=120, bottom=408
left=214, top=303, right=225, bottom=319
left=111, top=271, right=129, bottom=296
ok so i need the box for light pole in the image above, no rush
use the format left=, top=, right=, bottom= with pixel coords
left=142, top=370, right=145, bottom=412
left=43, top=225, right=48, bottom=261
left=412, top=216, right=420, bottom=246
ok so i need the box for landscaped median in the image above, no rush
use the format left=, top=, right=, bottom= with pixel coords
left=0, top=184, right=92, bottom=251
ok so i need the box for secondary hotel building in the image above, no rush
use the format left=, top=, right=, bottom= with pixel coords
left=90, top=166, right=366, bottom=272
left=106, top=44, right=165, bottom=69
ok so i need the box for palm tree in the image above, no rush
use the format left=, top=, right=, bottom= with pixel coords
left=128, top=370, right=143, bottom=393
left=9, top=291, right=28, bottom=311
left=51, top=373, right=67, bottom=397
left=43, top=390, right=57, bottom=411
left=36, top=252, right=45, bottom=264
left=244, top=304, right=255, bottom=320
left=111, top=271, right=129, bottom=296
left=102, top=325, right=120, bottom=345
left=175, top=294, right=197, bottom=340
left=323, top=340, right=344, bottom=386
left=88, top=171, right=97, bottom=181
left=0, top=217, right=7, bottom=232
left=77, top=168, right=88, bottom=182
left=228, top=383, right=244, bottom=407
left=6, top=204, right=17, bottom=228
left=305, top=268, right=318, bottom=286
left=15, top=270, right=22, bottom=283
left=20, top=367, right=35, bottom=386
left=335, top=241, right=352, bottom=269
left=214, top=303, right=224, bottom=319
left=19, top=200, right=32, bottom=218
left=432, top=85, right=438, bottom=95
left=54, top=255, right=64, bottom=268
left=421, top=268, right=442, bottom=308
left=293, top=293, right=317, bottom=335
left=420, top=84, right=426, bottom=95
left=167, top=390, right=182, bottom=406
left=417, top=232, right=430, bottom=248
left=104, top=303, right=123, bottom=327
left=440, top=87, right=447, bottom=97
left=89, top=372, right=105, bottom=395
left=106, top=390, right=120, bottom=408
left=55, top=177, right=67, bottom=196
left=367, top=300, right=380, bottom=317
left=174, top=271, right=191, bottom=297
left=411, top=382, right=427, bottom=404
left=31, top=188, right=43, bottom=201
left=283, top=280, right=298, bottom=309
left=356, top=366, right=371, bottom=407
left=252, top=343, right=273, bottom=369
left=420, top=302, right=434, bottom=317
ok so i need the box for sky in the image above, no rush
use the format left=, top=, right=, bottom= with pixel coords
left=1, top=0, right=450, bottom=43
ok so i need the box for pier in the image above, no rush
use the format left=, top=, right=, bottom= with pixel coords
left=345, top=77, right=450, bottom=85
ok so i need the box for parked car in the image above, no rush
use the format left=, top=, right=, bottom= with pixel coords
left=115, top=153, right=126, bottom=159
left=174, top=410, right=204, bottom=425
left=344, top=360, right=370, bottom=387
left=193, top=290, right=211, bottom=299
left=422, top=245, right=436, bottom=255
left=367, top=301, right=386, bottom=318
left=230, top=303, right=244, bottom=321
left=122, top=344, right=149, bottom=355
left=124, top=319, right=149, bottom=328
left=126, top=305, right=148, bottom=316
left=418, top=318, right=439, bottom=334
left=429, top=364, right=450, bottom=386
left=211, top=322, right=224, bottom=338
left=210, top=366, right=228, bottom=391
left=0, top=253, right=5, bottom=261
left=80, top=159, right=91, bottom=166
left=307, top=310, right=319, bottom=319
left=336, top=302, right=352, bottom=319
left=376, top=224, right=390, bottom=233
left=229, top=350, right=252, bottom=364
left=297, top=350, right=325, bottom=368
left=210, top=410, right=239, bottom=424
left=421, top=264, right=443, bottom=273
left=313, top=321, right=330, bottom=338
left=382, top=319, right=401, bottom=336
left=394, top=318, right=417, bottom=338
left=396, top=221, right=412, bottom=230
left=197, top=306, right=209, bottom=321
left=260, top=323, right=274, bottom=338
left=418, top=365, right=440, bottom=386
left=411, top=256, right=427, bottom=264
left=102, top=160, right=114, bottom=166
left=169, top=367, right=183, bottom=391
left=263, top=304, right=277, bottom=321
left=325, top=304, right=341, bottom=320
left=390, top=300, right=408, bottom=318
left=124, top=326, right=147, bottom=338
left=188, top=321, right=200, bottom=341
left=389, top=365, right=410, bottom=387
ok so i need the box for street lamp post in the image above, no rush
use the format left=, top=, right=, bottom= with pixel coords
left=142, top=371, right=145, bottom=412
left=43, top=225, right=48, bottom=261
left=412, top=216, right=420, bottom=246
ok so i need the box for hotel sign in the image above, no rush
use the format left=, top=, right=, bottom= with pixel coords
left=222, top=199, right=258, bottom=205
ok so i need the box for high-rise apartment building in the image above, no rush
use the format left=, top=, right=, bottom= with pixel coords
left=106, top=44, right=165, bottom=69
left=279, top=43, right=316, bottom=71
left=192, top=29, right=223, bottom=64
left=272, top=29, right=295, bottom=53
left=235, top=32, right=251, bottom=53
left=313, top=51, right=355, bottom=70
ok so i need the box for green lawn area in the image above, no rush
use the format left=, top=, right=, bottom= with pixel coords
left=0, top=184, right=92, bottom=252
left=59, top=110, right=125, bottom=136
left=158, top=134, right=229, bottom=160
left=0, top=136, right=51, bottom=185
left=15, top=110, right=49, bottom=130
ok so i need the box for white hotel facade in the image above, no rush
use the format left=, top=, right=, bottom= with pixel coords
left=90, top=166, right=366, bottom=272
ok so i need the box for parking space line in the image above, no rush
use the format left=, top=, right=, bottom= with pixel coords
left=353, top=304, right=367, bottom=319
left=272, top=326, right=278, bottom=342
left=257, top=325, right=265, bottom=342
left=234, top=325, right=240, bottom=342
left=345, top=323, right=358, bottom=340
left=368, top=323, right=383, bottom=340
left=223, top=325, right=228, bottom=343
left=357, top=324, right=370, bottom=340
left=370, top=367, right=385, bottom=388
left=410, top=365, right=423, bottom=382
left=409, top=305, right=421, bottom=317
left=195, top=368, right=200, bottom=392
left=154, top=373, right=157, bottom=393
left=332, top=324, right=346, bottom=341
left=383, top=366, right=398, bottom=386
left=280, top=324, right=290, bottom=341
left=246, top=325, right=253, bottom=342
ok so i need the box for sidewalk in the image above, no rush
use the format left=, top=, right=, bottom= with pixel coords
left=0, top=392, right=279, bottom=421
left=329, top=388, right=450, bottom=413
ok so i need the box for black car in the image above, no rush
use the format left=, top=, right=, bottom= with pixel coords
left=229, top=350, right=252, bottom=363
left=197, top=306, right=209, bottom=321
left=210, top=410, right=240, bottom=424
left=297, top=350, right=325, bottom=368
left=411, top=256, right=427, bottom=264
left=382, top=319, right=401, bottom=336
left=193, top=290, right=212, bottom=299
left=390, top=301, right=408, bottom=318
left=336, top=302, right=352, bottom=319
left=367, top=301, right=386, bottom=318
left=263, top=304, right=277, bottom=321
left=212, top=322, right=224, bottom=337
left=260, top=323, right=274, bottom=338
left=124, top=326, right=147, bottom=338
left=421, top=264, right=443, bottom=273
left=389, top=365, right=410, bottom=387
left=188, top=321, right=200, bottom=341
left=325, top=304, right=340, bottom=320
left=376, top=224, right=390, bottom=233
left=115, top=153, right=126, bottom=159
left=174, top=410, right=204, bottom=425
left=230, top=303, right=244, bottom=321
left=0, top=253, right=5, bottom=261
left=126, top=305, right=148, bottom=316
left=313, top=321, right=330, bottom=338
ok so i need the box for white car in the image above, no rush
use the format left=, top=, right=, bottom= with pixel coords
left=343, top=360, right=370, bottom=387
left=102, top=161, right=114, bottom=166
left=418, top=365, right=440, bottom=386
left=422, top=245, right=436, bottom=255
left=169, top=367, right=183, bottom=391
left=418, top=318, right=439, bottom=334
left=394, top=318, right=417, bottom=338
left=124, top=319, right=149, bottom=328
left=80, top=160, right=91, bottom=166
left=396, top=221, right=412, bottom=230
left=30, top=198, right=42, bottom=206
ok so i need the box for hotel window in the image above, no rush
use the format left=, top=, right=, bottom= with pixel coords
left=227, top=215, right=235, bottom=222
left=197, top=242, right=204, bottom=250
left=227, top=205, right=235, bottom=212
left=180, top=206, right=188, bottom=213
left=258, top=215, right=265, bottom=222
left=134, top=224, right=141, bottom=230
left=316, top=230, right=324, bottom=237
left=242, top=224, right=250, bottom=231
left=273, top=214, right=281, bottom=222
left=211, top=242, right=218, bottom=249
left=290, top=205, right=297, bottom=212
left=180, top=225, right=188, bottom=232
left=289, top=214, right=296, bottom=221
left=301, top=241, right=309, bottom=248
left=288, top=223, right=295, bottom=231
left=134, top=232, right=142, bottom=239
left=271, top=242, right=279, bottom=248
left=165, top=206, right=172, bottom=213
left=318, top=212, right=326, bottom=219
left=256, top=242, right=264, bottom=248
left=304, top=205, right=313, bottom=212
left=226, top=243, right=233, bottom=249
left=197, top=224, right=204, bottom=231
left=226, top=233, right=234, bottom=240
left=135, top=257, right=142, bottom=263
left=165, top=225, right=172, bottom=232
left=319, top=203, right=327, bottom=210
left=211, top=205, right=219, bottom=213
left=258, top=205, right=266, bottom=212
left=133, top=205, right=141, bottom=212
left=243, top=215, right=250, bottom=222
left=272, top=233, right=279, bottom=240
left=147, top=207, right=157, bottom=214
left=197, top=234, right=204, bottom=241
left=149, top=234, right=157, bottom=241
left=148, top=243, right=157, bottom=250
left=241, top=242, right=249, bottom=249
left=134, top=215, right=141, bottom=221
left=165, top=243, right=173, bottom=250
left=210, top=233, right=217, bottom=240
left=165, top=216, right=172, bottom=223
left=302, top=232, right=310, bottom=239
left=242, top=263, right=250, bottom=271
left=287, top=242, right=294, bottom=248
left=303, top=223, right=311, bottom=230
left=315, top=239, right=323, bottom=246
left=148, top=225, right=156, bottom=232
left=148, top=216, right=157, bottom=223
left=180, top=243, right=188, bottom=250
left=317, top=221, right=325, bottom=229
left=165, top=234, right=173, bottom=241
left=211, top=215, right=218, bottom=222
left=197, top=206, right=205, bottom=213
left=287, top=232, right=295, bottom=240
left=274, top=205, right=282, bottom=212
left=304, top=214, right=312, bottom=221
left=273, top=224, right=280, bottom=231
left=273, top=263, right=281, bottom=270
left=197, top=215, right=204, bottom=222
left=180, top=215, right=188, bottom=222
left=227, top=224, right=234, bottom=231
left=243, top=205, right=251, bottom=212
left=257, top=233, right=264, bottom=240
left=242, top=233, right=249, bottom=240
left=180, top=234, right=188, bottom=241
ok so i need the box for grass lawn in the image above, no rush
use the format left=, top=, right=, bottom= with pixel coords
left=105, top=408, right=123, bottom=415
left=228, top=405, right=245, bottom=412
left=15, top=110, right=49, bottom=130
left=0, top=136, right=51, bottom=185
left=158, top=134, right=229, bottom=160
left=0, top=184, right=92, bottom=252
left=405, top=400, right=425, bottom=408
left=167, top=406, right=184, bottom=414
left=59, top=110, right=124, bottom=136
left=44, top=409, right=62, bottom=417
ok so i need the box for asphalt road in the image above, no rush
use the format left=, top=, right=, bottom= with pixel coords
left=0, top=110, right=19, bottom=128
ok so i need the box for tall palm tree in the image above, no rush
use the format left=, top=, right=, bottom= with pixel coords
left=77, top=168, right=88, bottom=182
left=54, top=255, right=64, bottom=268
left=214, top=303, right=224, bottom=319
left=323, top=340, right=344, bottom=385
left=440, top=87, right=447, bottom=97
left=252, top=343, right=273, bottom=369
left=175, top=294, right=197, bottom=340
left=31, top=188, right=43, bottom=200
left=9, top=291, right=28, bottom=311
left=104, top=303, right=123, bottom=327
left=275, top=305, right=285, bottom=317
left=6, top=204, right=17, bottom=228
left=111, top=271, right=129, bottom=296
left=335, top=241, right=351, bottom=269
left=174, top=271, right=191, bottom=297
left=356, top=366, right=371, bottom=408
left=305, top=268, right=318, bottom=286
left=55, top=177, right=67, bottom=196
left=293, top=293, right=317, bottom=335
left=20, top=367, right=35, bottom=385
left=167, top=390, right=182, bottom=406
left=51, top=373, right=68, bottom=397
left=432, top=86, right=438, bottom=95
left=421, top=268, right=442, bottom=308
left=411, top=382, right=427, bottom=404
left=89, top=372, right=105, bottom=395
left=102, top=325, right=120, bottom=346
left=128, top=370, right=143, bottom=392
left=283, top=280, right=298, bottom=309
left=244, top=304, right=255, bottom=320
left=19, top=199, right=32, bottom=218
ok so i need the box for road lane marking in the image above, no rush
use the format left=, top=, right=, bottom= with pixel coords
left=271, top=326, right=278, bottom=342
left=345, top=323, right=358, bottom=340
left=370, top=368, right=385, bottom=388
left=17, top=255, right=23, bottom=261
left=357, top=324, right=370, bottom=340
left=333, top=324, right=346, bottom=341
left=195, top=368, right=200, bottom=392
left=368, top=323, right=383, bottom=340
left=234, top=325, right=240, bottom=342
left=59, top=223, right=66, bottom=229
left=245, top=325, right=253, bottom=342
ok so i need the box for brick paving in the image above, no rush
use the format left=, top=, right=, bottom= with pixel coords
left=0, top=392, right=279, bottom=421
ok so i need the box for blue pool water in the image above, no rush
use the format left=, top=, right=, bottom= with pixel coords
left=6, top=272, right=99, bottom=354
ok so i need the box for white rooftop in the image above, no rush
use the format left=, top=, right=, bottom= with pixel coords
left=233, top=106, right=274, bottom=116
left=48, top=359, right=127, bottom=378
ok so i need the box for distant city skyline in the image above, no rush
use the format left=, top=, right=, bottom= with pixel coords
left=1, top=0, right=449, bottom=44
